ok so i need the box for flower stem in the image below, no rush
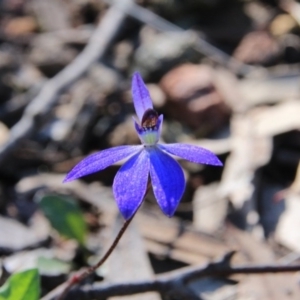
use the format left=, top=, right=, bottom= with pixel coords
left=56, top=182, right=152, bottom=300
left=56, top=214, right=134, bottom=300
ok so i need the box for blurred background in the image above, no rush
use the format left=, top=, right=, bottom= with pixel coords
left=0, top=0, right=300, bottom=299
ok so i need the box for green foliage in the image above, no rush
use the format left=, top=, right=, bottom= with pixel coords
left=0, top=269, right=40, bottom=300
left=39, top=195, right=87, bottom=246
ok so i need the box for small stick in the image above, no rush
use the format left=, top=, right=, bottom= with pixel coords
left=104, top=0, right=257, bottom=76
left=61, top=251, right=300, bottom=299
left=0, top=0, right=133, bottom=166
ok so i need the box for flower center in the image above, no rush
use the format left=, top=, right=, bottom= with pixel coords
left=141, top=109, right=158, bottom=130
left=140, top=109, right=159, bottom=145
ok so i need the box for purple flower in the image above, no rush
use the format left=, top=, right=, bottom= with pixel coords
left=64, top=72, right=222, bottom=219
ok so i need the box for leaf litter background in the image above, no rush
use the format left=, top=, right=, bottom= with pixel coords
left=0, top=0, right=300, bottom=299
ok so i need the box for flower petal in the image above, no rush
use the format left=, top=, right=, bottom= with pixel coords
left=148, top=147, right=185, bottom=217
left=132, top=72, right=153, bottom=121
left=64, top=145, right=143, bottom=182
left=157, top=114, right=163, bottom=137
left=113, top=150, right=150, bottom=219
left=159, top=143, right=223, bottom=166
left=133, top=117, right=143, bottom=136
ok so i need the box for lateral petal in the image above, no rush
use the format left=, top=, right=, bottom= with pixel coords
left=132, top=72, right=153, bottom=121
left=157, top=114, right=163, bottom=137
left=159, top=143, right=222, bottom=166
left=113, top=150, right=150, bottom=219
left=64, top=145, right=143, bottom=182
left=148, top=147, right=185, bottom=217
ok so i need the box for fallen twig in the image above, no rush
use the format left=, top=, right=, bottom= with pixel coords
left=104, top=0, right=257, bottom=76
left=56, top=251, right=300, bottom=300
left=0, top=0, right=132, bottom=166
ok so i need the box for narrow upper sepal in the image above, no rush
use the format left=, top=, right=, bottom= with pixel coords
left=148, top=147, right=185, bottom=217
left=63, top=145, right=143, bottom=182
left=113, top=150, right=150, bottom=219
left=159, top=143, right=223, bottom=166
left=132, top=72, right=153, bottom=121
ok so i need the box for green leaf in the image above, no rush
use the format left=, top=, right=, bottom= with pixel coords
left=39, top=195, right=87, bottom=245
left=0, top=269, right=40, bottom=300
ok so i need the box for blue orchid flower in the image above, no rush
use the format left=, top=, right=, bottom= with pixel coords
left=64, top=72, right=222, bottom=219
